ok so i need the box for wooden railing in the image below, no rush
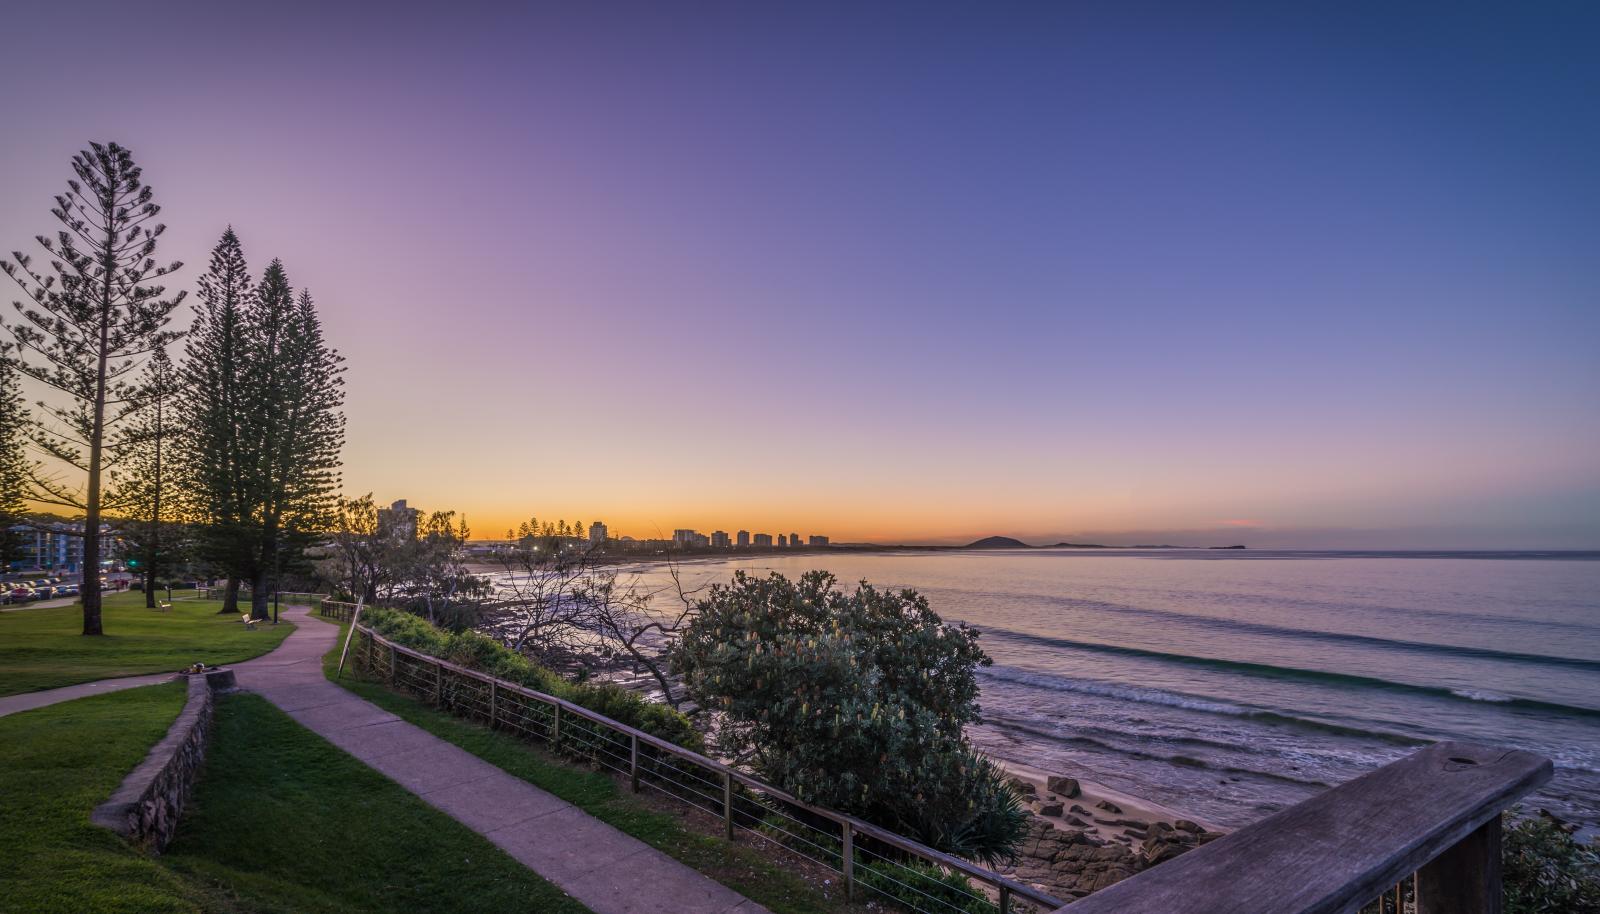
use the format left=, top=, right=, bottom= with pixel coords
left=1055, top=741, right=1551, bottom=914
left=332, top=607, right=1063, bottom=914
left=319, top=599, right=359, bottom=622
left=278, top=591, right=329, bottom=612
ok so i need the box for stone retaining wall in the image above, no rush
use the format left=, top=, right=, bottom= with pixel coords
left=90, top=671, right=221, bottom=851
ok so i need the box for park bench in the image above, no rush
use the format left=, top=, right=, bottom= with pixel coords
left=240, top=613, right=259, bottom=629
left=157, top=601, right=172, bottom=612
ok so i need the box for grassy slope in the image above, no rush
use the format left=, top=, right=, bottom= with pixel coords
left=316, top=615, right=853, bottom=914
left=0, top=590, right=294, bottom=695
left=0, top=681, right=201, bottom=914
left=0, top=682, right=589, bottom=914
left=162, top=692, right=589, bottom=914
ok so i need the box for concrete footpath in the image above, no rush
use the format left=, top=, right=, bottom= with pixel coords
left=0, top=672, right=179, bottom=718
left=235, top=605, right=766, bottom=914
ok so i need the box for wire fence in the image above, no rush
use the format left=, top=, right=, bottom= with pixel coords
left=325, top=601, right=1061, bottom=914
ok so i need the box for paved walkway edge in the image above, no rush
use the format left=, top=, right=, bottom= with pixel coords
left=0, top=671, right=180, bottom=718
left=234, top=605, right=766, bottom=914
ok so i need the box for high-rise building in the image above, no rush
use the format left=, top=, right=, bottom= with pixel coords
left=589, top=521, right=608, bottom=543
left=789, top=532, right=801, bottom=547
left=692, top=532, right=710, bottom=548
left=809, top=535, right=830, bottom=547
left=711, top=530, right=730, bottom=547
left=736, top=530, right=750, bottom=547
left=672, top=529, right=698, bottom=546
left=378, top=499, right=420, bottom=540
left=778, top=534, right=788, bottom=547
left=9, top=521, right=92, bottom=572
left=753, top=533, right=773, bottom=547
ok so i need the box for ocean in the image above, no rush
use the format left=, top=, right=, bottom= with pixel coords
left=623, top=548, right=1600, bottom=832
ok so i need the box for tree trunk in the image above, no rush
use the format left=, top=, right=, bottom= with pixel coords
left=250, top=570, right=271, bottom=620
left=221, top=576, right=241, bottom=614
left=81, top=521, right=102, bottom=635
left=251, top=517, right=278, bottom=621
left=145, top=399, right=163, bottom=610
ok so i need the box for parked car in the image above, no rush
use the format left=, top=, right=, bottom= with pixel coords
left=53, top=583, right=79, bottom=597
left=8, top=586, right=36, bottom=601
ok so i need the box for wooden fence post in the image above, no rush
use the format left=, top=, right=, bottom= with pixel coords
left=630, top=734, right=640, bottom=793
left=1417, top=817, right=1502, bottom=914
left=553, top=703, right=561, bottom=745
left=490, top=680, right=498, bottom=727
left=434, top=661, right=443, bottom=705
left=388, top=643, right=396, bottom=683
left=723, top=772, right=734, bottom=840
left=999, top=885, right=1012, bottom=914
left=842, top=821, right=854, bottom=901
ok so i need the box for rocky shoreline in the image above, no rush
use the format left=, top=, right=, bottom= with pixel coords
left=996, top=764, right=1226, bottom=901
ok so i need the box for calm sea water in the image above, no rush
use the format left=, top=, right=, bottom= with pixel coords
left=629, top=549, right=1600, bottom=831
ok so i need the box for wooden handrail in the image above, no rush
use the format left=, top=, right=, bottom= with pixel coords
left=350, top=621, right=1064, bottom=911
left=1055, top=740, right=1551, bottom=914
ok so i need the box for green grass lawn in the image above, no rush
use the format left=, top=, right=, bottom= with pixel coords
left=0, top=680, right=204, bottom=914
left=316, top=615, right=854, bottom=914
left=0, top=682, right=589, bottom=914
left=0, top=590, right=294, bottom=696
left=161, top=692, right=589, bottom=914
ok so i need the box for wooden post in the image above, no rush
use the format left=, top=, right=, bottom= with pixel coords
left=999, top=885, right=1012, bottom=914
left=553, top=703, right=561, bottom=744
left=1417, top=817, right=1502, bottom=914
left=434, top=661, right=443, bottom=705
left=333, top=599, right=366, bottom=680
left=388, top=643, right=396, bottom=683
left=630, top=734, right=640, bottom=793
left=490, top=680, right=498, bottom=727
left=723, top=772, right=734, bottom=840
left=842, top=821, right=854, bottom=901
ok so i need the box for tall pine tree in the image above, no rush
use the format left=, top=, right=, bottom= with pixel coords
left=178, top=228, right=255, bottom=612
left=239, top=265, right=345, bottom=619
left=115, top=346, right=181, bottom=607
left=0, top=348, right=30, bottom=569
left=0, top=142, right=185, bottom=635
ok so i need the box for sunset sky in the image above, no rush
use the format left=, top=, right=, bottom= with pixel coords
left=2, top=2, right=1596, bottom=547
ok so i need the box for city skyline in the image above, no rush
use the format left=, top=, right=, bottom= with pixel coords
left=1, top=2, right=1596, bottom=549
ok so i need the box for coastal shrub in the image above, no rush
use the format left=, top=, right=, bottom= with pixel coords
left=359, top=606, right=700, bottom=749
left=1504, top=813, right=1600, bottom=914
left=671, top=570, right=1027, bottom=865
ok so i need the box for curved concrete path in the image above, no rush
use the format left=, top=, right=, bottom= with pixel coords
left=235, top=605, right=766, bottom=914
left=0, top=672, right=179, bottom=718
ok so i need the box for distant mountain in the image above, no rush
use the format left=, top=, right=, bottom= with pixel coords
left=1046, top=542, right=1110, bottom=548
left=964, top=536, right=1032, bottom=549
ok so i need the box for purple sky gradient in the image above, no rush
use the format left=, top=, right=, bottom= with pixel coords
left=2, top=1, right=1596, bottom=546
